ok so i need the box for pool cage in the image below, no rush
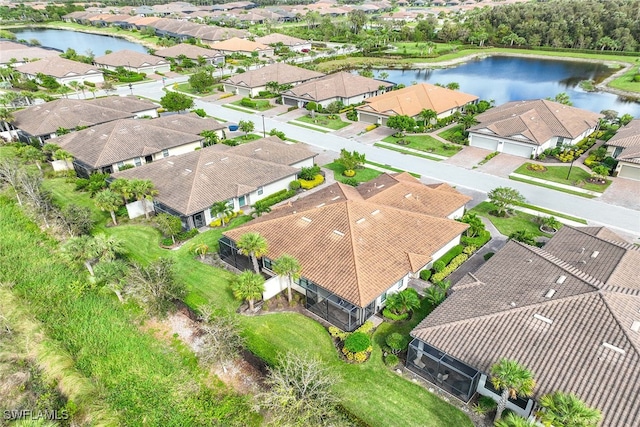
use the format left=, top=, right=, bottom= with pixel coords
left=218, top=236, right=258, bottom=272
left=406, top=338, right=480, bottom=402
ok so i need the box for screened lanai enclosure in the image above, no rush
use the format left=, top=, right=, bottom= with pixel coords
left=406, top=339, right=480, bottom=402
left=218, top=236, right=256, bottom=272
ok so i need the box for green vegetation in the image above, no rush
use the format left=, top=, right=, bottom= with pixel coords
left=608, top=66, right=640, bottom=92
left=365, top=160, right=421, bottom=178
left=225, top=133, right=262, bottom=145
left=288, top=121, right=330, bottom=133
left=296, top=114, right=350, bottom=130
left=174, top=82, right=217, bottom=96
left=232, top=98, right=273, bottom=111
left=374, top=143, right=443, bottom=161
left=514, top=202, right=588, bottom=224
left=513, top=164, right=611, bottom=193
left=471, top=202, right=552, bottom=238
left=437, top=125, right=466, bottom=144
left=383, top=134, right=461, bottom=157
left=324, top=161, right=381, bottom=184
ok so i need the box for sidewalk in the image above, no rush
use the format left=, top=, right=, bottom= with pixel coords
left=375, top=140, right=448, bottom=160
left=510, top=173, right=602, bottom=197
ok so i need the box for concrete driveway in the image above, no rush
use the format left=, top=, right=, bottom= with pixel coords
left=476, top=152, right=526, bottom=178
left=444, top=146, right=493, bottom=169
left=355, top=126, right=395, bottom=145
left=599, top=177, right=640, bottom=211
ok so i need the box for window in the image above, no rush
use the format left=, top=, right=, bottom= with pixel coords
left=162, top=149, right=169, bottom=158
left=238, top=195, right=247, bottom=207
left=263, top=257, right=272, bottom=270
left=134, top=157, right=142, bottom=166
left=117, top=161, right=125, bottom=170
left=257, top=186, right=263, bottom=196
left=380, top=291, right=387, bottom=303
left=556, top=137, right=565, bottom=147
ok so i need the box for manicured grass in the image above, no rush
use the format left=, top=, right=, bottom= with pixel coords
left=324, top=161, right=382, bottom=183
left=383, top=134, right=461, bottom=157
left=230, top=99, right=274, bottom=111
left=296, top=114, right=350, bottom=130
left=366, top=161, right=421, bottom=178
left=510, top=176, right=596, bottom=198
left=225, top=133, right=262, bottom=144
left=608, top=66, right=640, bottom=92
left=174, top=82, right=217, bottom=96
left=288, top=121, right=330, bottom=133
left=105, top=225, right=167, bottom=265
left=470, top=201, right=553, bottom=238
left=514, top=202, right=588, bottom=224
left=0, top=145, right=17, bottom=159
left=388, top=42, right=460, bottom=56
left=241, top=312, right=473, bottom=427
left=438, top=125, right=466, bottom=143
left=374, top=143, right=443, bottom=161
left=514, top=163, right=611, bottom=192
left=42, top=178, right=110, bottom=232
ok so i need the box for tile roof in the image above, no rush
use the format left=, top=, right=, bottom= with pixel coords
left=356, top=83, right=478, bottom=117
left=224, top=173, right=468, bottom=306
left=469, top=99, right=602, bottom=146
left=617, top=145, right=640, bottom=164
left=11, top=98, right=133, bottom=137
left=16, top=56, right=103, bottom=79
left=606, top=119, right=640, bottom=149
left=0, top=41, right=60, bottom=64
left=255, top=33, right=308, bottom=46
left=144, top=112, right=225, bottom=133
left=223, top=63, right=324, bottom=88
left=154, top=43, right=224, bottom=60
left=94, top=50, right=168, bottom=68
left=411, top=228, right=640, bottom=427
left=112, top=144, right=300, bottom=216
left=208, top=37, right=270, bottom=53
left=219, top=136, right=317, bottom=165
left=282, top=72, right=393, bottom=102
left=85, top=96, right=158, bottom=114
left=56, top=118, right=203, bottom=168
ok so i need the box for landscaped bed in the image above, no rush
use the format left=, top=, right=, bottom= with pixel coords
left=231, top=98, right=273, bottom=111
left=514, top=163, right=611, bottom=193
left=295, top=114, right=350, bottom=130
left=324, top=162, right=382, bottom=184
left=470, top=201, right=554, bottom=238
left=382, top=134, right=461, bottom=157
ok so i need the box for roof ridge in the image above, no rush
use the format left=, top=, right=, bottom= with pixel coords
left=541, top=99, right=573, bottom=137
left=565, top=225, right=639, bottom=251
left=344, top=201, right=364, bottom=306
left=185, top=149, right=205, bottom=214
left=94, top=120, right=122, bottom=167
left=599, top=292, right=640, bottom=357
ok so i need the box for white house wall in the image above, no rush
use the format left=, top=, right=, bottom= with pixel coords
left=419, top=235, right=462, bottom=273
left=477, top=374, right=535, bottom=418
left=263, top=275, right=306, bottom=300
left=111, top=140, right=202, bottom=172
left=291, top=157, right=315, bottom=169
left=447, top=205, right=465, bottom=220
left=134, top=108, right=159, bottom=118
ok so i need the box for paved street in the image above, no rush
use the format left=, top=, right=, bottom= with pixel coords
left=113, top=79, right=640, bottom=236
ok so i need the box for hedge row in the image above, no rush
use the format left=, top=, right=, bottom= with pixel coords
left=434, top=245, right=464, bottom=267
left=460, top=230, right=491, bottom=248
left=432, top=253, right=469, bottom=282
left=253, top=189, right=296, bottom=210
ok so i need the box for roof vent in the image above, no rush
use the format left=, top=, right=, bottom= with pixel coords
left=301, top=216, right=312, bottom=223
left=205, top=161, right=213, bottom=166
left=556, top=275, right=566, bottom=284
left=545, top=289, right=556, bottom=298
left=510, top=302, right=516, bottom=307
left=333, top=230, right=345, bottom=237
left=331, top=196, right=341, bottom=201
left=602, top=342, right=626, bottom=355
left=534, top=313, right=553, bottom=324
left=167, top=161, right=174, bottom=165
left=591, top=251, right=600, bottom=258
left=371, top=209, right=380, bottom=215
left=221, top=157, right=228, bottom=161
left=356, top=218, right=366, bottom=224
left=579, top=247, right=585, bottom=254
left=526, top=259, right=533, bottom=263
left=404, top=193, right=412, bottom=198
left=631, top=321, right=640, bottom=332
left=316, top=203, right=325, bottom=208
left=254, top=148, right=262, bottom=152
left=579, top=260, right=587, bottom=264
left=185, top=168, right=192, bottom=173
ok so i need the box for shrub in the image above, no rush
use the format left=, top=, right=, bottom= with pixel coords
left=342, top=178, right=358, bottom=187
left=461, top=230, right=491, bottom=248
left=385, top=333, right=408, bottom=354
left=240, top=98, right=257, bottom=108
left=419, top=269, right=432, bottom=281
left=346, top=110, right=358, bottom=121
left=384, top=354, right=399, bottom=367
left=299, top=174, right=324, bottom=190
left=433, top=260, right=446, bottom=273
left=176, top=228, right=199, bottom=242
left=355, top=321, right=375, bottom=335
left=289, top=180, right=301, bottom=190
left=435, top=245, right=464, bottom=266
left=298, top=165, right=321, bottom=180
left=254, top=189, right=297, bottom=209
left=365, top=124, right=377, bottom=132
left=328, top=326, right=348, bottom=341
left=483, top=252, right=495, bottom=261
left=463, top=245, right=477, bottom=255
left=84, top=81, right=95, bottom=87
left=161, top=237, right=173, bottom=246
left=528, top=163, right=546, bottom=172
left=192, top=108, right=207, bottom=117
left=287, top=105, right=298, bottom=112
left=432, top=253, right=469, bottom=282
left=472, top=395, right=498, bottom=415
left=74, top=178, right=89, bottom=191
left=382, top=308, right=408, bottom=321
left=305, top=101, right=317, bottom=111
left=343, top=169, right=356, bottom=177
left=344, top=332, right=371, bottom=353
left=209, top=218, right=222, bottom=227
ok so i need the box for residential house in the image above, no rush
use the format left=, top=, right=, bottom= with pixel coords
left=467, top=99, right=602, bottom=158
left=409, top=226, right=640, bottom=426
left=93, top=50, right=171, bottom=74
left=280, top=71, right=394, bottom=109
left=357, top=83, right=479, bottom=126
left=56, top=116, right=217, bottom=176
left=142, top=112, right=225, bottom=138
left=112, top=136, right=316, bottom=229
left=154, top=43, right=225, bottom=66
left=255, top=33, right=311, bottom=52
left=7, top=98, right=136, bottom=144
left=207, top=37, right=274, bottom=57
left=0, top=41, right=60, bottom=67
left=15, top=56, right=105, bottom=86
left=222, top=63, right=324, bottom=97
left=605, top=119, right=640, bottom=181
left=85, top=96, right=159, bottom=119
left=221, top=172, right=470, bottom=330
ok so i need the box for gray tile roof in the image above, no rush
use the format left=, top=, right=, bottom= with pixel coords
left=16, top=56, right=103, bottom=79
left=469, top=99, right=602, bottom=146
left=412, top=227, right=640, bottom=427
left=282, top=72, right=393, bottom=102
left=255, top=33, right=308, bottom=46
left=0, top=41, right=60, bottom=64
left=145, top=113, right=225, bottom=133
left=223, top=63, right=324, bottom=88
left=85, top=96, right=158, bottom=114
left=94, top=50, right=168, bottom=68
left=154, top=43, right=224, bottom=60
left=11, top=98, right=133, bottom=137
left=221, top=136, right=317, bottom=165
left=606, top=119, right=640, bottom=149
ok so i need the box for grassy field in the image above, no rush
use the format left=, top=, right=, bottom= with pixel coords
left=296, top=114, right=350, bottom=130
left=514, top=163, right=611, bottom=192
left=471, top=201, right=553, bottom=238
left=608, top=66, right=640, bottom=92
left=388, top=42, right=461, bottom=56
left=231, top=99, right=273, bottom=111
left=374, top=143, right=443, bottom=161
left=324, top=161, right=382, bottom=183
left=382, top=134, right=461, bottom=157
left=225, top=133, right=263, bottom=144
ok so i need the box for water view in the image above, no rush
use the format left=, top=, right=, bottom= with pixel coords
left=10, top=28, right=148, bottom=56
left=375, top=56, right=640, bottom=117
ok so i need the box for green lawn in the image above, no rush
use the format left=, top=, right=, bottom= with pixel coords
left=324, top=162, right=382, bottom=183
left=230, top=99, right=273, bottom=111
left=388, top=42, right=460, bottom=56
left=514, top=202, right=588, bottom=224
left=471, top=201, right=553, bottom=238
left=437, top=125, right=466, bottom=143
left=174, top=82, right=217, bottom=97
left=288, top=121, right=329, bottom=133
left=241, top=312, right=473, bottom=427
left=374, top=143, right=444, bottom=161
left=383, top=134, right=461, bottom=157
left=296, top=114, right=350, bottom=130
left=366, top=161, right=421, bottom=178
left=225, top=133, right=262, bottom=144
left=514, top=163, right=611, bottom=193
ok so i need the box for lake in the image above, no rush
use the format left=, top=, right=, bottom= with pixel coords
left=10, top=28, right=148, bottom=56
left=374, top=56, right=640, bottom=117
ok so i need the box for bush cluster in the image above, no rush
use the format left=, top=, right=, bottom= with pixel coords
left=253, top=190, right=296, bottom=212
left=342, top=178, right=358, bottom=187
left=382, top=308, right=408, bottom=321
left=384, top=354, right=399, bottom=367
left=385, top=333, right=408, bottom=354
left=344, top=332, right=370, bottom=353
left=346, top=110, right=358, bottom=121
left=343, top=169, right=356, bottom=177
left=299, top=174, right=324, bottom=190
left=432, top=253, right=469, bottom=282
left=461, top=230, right=491, bottom=247
left=434, top=245, right=464, bottom=267
left=528, top=163, right=546, bottom=172
left=298, top=165, right=321, bottom=181
left=328, top=326, right=348, bottom=341
left=355, top=321, right=375, bottom=335
left=288, top=180, right=301, bottom=190
left=240, top=98, right=258, bottom=108
left=364, top=124, right=378, bottom=132
left=209, top=210, right=243, bottom=227
left=419, top=269, right=432, bottom=281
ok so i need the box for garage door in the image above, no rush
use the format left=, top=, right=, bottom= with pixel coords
left=618, top=164, right=640, bottom=181
left=282, top=96, right=298, bottom=107
left=502, top=142, right=533, bottom=158
left=470, top=135, right=498, bottom=151
left=359, top=112, right=379, bottom=124
left=236, top=87, right=250, bottom=97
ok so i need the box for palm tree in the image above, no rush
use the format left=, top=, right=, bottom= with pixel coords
left=94, top=260, right=128, bottom=303
left=385, top=288, right=420, bottom=316
left=538, top=391, right=601, bottom=427
left=130, top=179, right=158, bottom=220
left=251, top=203, right=271, bottom=218
left=446, top=82, right=460, bottom=90
left=190, top=243, right=209, bottom=260
left=460, top=212, right=484, bottom=237
left=0, top=107, right=14, bottom=132
left=95, top=189, right=123, bottom=226
left=109, top=178, right=133, bottom=205
left=494, top=412, right=537, bottom=427
left=460, top=113, right=478, bottom=130
left=418, top=108, right=437, bottom=126
left=61, top=235, right=97, bottom=275
left=236, top=232, right=268, bottom=274
left=92, top=233, right=126, bottom=262
left=17, top=145, right=45, bottom=172
left=490, top=358, right=536, bottom=423
left=273, top=254, right=301, bottom=303
left=231, top=270, right=265, bottom=311
left=210, top=200, right=233, bottom=225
